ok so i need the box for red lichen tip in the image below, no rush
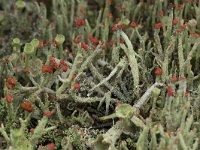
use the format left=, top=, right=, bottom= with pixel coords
left=74, top=83, right=81, bottom=89
left=44, top=111, right=52, bottom=117
left=42, top=65, right=49, bottom=73
left=24, top=67, right=30, bottom=73
left=81, top=42, right=88, bottom=50
left=6, top=77, right=16, bottom=90
left=49, top=56, right=55, bottom=62
left=109, top=41, right=114, bottom=47
left=76, top=18, right=85, bottom=27
left=173, top=18, right=178, bottom=25
left=154, top=23, right=163, bottom=29
left=178, top=4, right=184, bottom=10
left=159, top=10, right=164, bottom=16
left=29, top=128, right=34, bottom=133
left=46, top=143, right=55, bottom=150
left=59, top=59, right=65, bottom=65
left=130, top=21, right=137, bottom=28
left=20, top=100, right=34, bottom=112
left=181, top=24, right=187, bottom=29
left=172, top=76, right=177, bottom=83
left=154, top=68, right=162, bottom=75
left=72, top=74, right=76, bottom=80
left=185, top=0, right=190, bottom=3
left=108, top=0, right=113, bottom=4
left=5, top=94, right=12, bottom=103
left=167, top=85, right=174, bottom=96
left=62, top=65, right=68, bottom=72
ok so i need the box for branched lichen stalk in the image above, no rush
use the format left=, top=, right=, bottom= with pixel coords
left=56, top=50, right=83, bottom=97
left=88, top=63, right=127, bottom=101
left=134, top=82, right=163, bottom=108
left=89, top=58, right=126, bottom=92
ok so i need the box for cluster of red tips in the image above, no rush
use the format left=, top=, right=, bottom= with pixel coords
left=112, top=25, right=117, bottom=31
left=49, top=56, right=60, bottom=69
left=112, top=24, right=125, bottom=31
left=59, top=59, right=68, bottom=72
left=49, top=56, right=57, bottom=65
left=42, top=65, right=52, bottom=73
left=117, top=24, right=125, bottom=30
left=20, top=100, right=34, bottom=112
left=81, top=42, right=88, bottom=50
left=6, top=77, right=16, bottom=90
left=88, top=35, right=99, bottom=44
left=75, top=18, right=85, bottom=27
left=42, top=56, right=68, bottom=74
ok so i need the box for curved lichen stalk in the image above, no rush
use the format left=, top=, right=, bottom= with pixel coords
left=120, top=31, right=140, bottom=95
left=56, top=50, right=83, bottom=97
left=89, top=58, right=127, bottom=92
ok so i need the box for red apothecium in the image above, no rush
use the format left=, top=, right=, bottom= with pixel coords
left=154, top=68, right=162, bottom=75
left=6, top=94, right=12, bottom=103
left=74, top=83, right=81, bottom=89
left=44, top=111, right=52, bottom=117
left=130, top=21, right=137, bottom=28
left=154, top=23, right=163, bottom=29
left=21, top=100, right=34, bottom=112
